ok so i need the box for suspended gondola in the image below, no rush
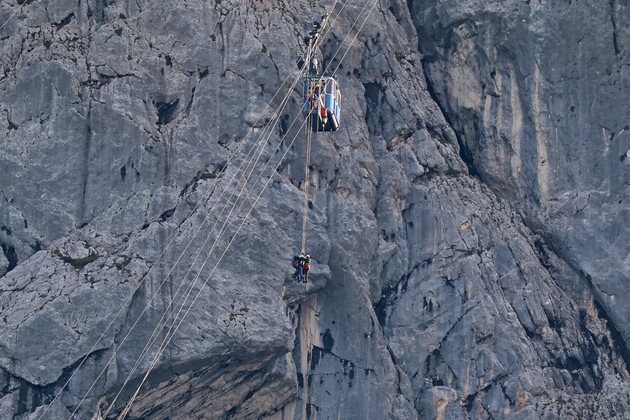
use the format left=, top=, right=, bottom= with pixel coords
left=302, top=75, right=341, bottom=132
left=299, top=14, right=341, bottom=132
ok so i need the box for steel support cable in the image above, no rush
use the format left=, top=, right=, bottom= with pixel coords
left=68, top=67, right=304, bottom=420
left=101, top=6, right=348, bottom=414
left=116, top=58, right=339, bottom=417
left=161, top=0, right=380, bottom=352
left=0, top=2, right=22, bottom=32
left=101, top=76, right=299, bottom=416
left=105, top=0, right=346, bottom=381
left=102, top=2, right=367, bottom=416
left=42, top=1, right=351, bottom=418
left=119, top=44, right=355, bottom=400
left=64, top=71, right=302, bottom=417
left=72, top=14, right=347, bottom=414
left=120, top=1, right=377, bottom=418
left=58, top=18, right=327, bottom=420
left=47, top=50, right=265, bottom=420
left=115, top=0, right=376, bottom=416
left=118, top=1, right=380, bottom=417
left=106, top=5, right=346, bottom=384
left=119, top=102, right=314, bottom=420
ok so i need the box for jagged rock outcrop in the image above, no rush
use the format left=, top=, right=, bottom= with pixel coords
left=0, top=0, right=629, bottom=419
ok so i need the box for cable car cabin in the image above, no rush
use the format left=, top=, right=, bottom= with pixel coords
left=302, top=76, right=341, bottom=132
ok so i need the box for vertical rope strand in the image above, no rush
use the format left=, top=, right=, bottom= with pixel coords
left=301, top=117, right=313, bottom=253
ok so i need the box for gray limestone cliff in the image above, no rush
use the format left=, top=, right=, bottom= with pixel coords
left=0, top=0, right=629, bottom=419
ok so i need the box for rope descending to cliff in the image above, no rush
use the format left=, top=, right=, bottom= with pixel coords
left=301, top=116, right=313, bottom=254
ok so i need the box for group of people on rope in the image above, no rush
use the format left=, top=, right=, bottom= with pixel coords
left=292, top=253, right=311, bottom=283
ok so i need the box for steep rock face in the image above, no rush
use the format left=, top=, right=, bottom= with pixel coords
left=0, top=1, right=629, bottom=419
left=409, top=0, right=630, bottom=349
left=1, top=1, right=301, bottom=418
left=380, top=174, right=630, bottom=418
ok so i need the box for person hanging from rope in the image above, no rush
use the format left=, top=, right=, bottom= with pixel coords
left=292, top=252, right=303, bottom=281
left=301, top=254, right=311, bottom=283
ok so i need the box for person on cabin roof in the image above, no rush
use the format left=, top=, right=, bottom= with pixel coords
left=300, top=254, right=311, bottom=283
left=310, top=84, right=320, bottom=109
left=309, top=58, right=319, bottom=76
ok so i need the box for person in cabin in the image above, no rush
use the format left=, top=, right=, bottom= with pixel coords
left=301, top=254, right=311, bottom=283
left=311, top=84, right=320, bottom=109
left=320, top=107, right=328, bottom=125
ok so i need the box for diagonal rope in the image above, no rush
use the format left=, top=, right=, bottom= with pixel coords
left=100, top=65, right=304, bottom=416
left=0, top=1, right=22, bottom=33
left=109, top=39, right=321, bottom=419
left=118, top=97, right=313, bottom=420
left=114, top=48, right=330, bottom=415
left=67, top=60, right=304, bottom=419
left=116, top=0, right=380, bottom=417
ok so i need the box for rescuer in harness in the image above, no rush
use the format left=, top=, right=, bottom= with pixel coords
left=292, top=253, right=300, bottom=275
left=302, top=254, right=311, bottom=282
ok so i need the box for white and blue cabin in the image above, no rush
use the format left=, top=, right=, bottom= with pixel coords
left=302, top=76, right=341, bottom=132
